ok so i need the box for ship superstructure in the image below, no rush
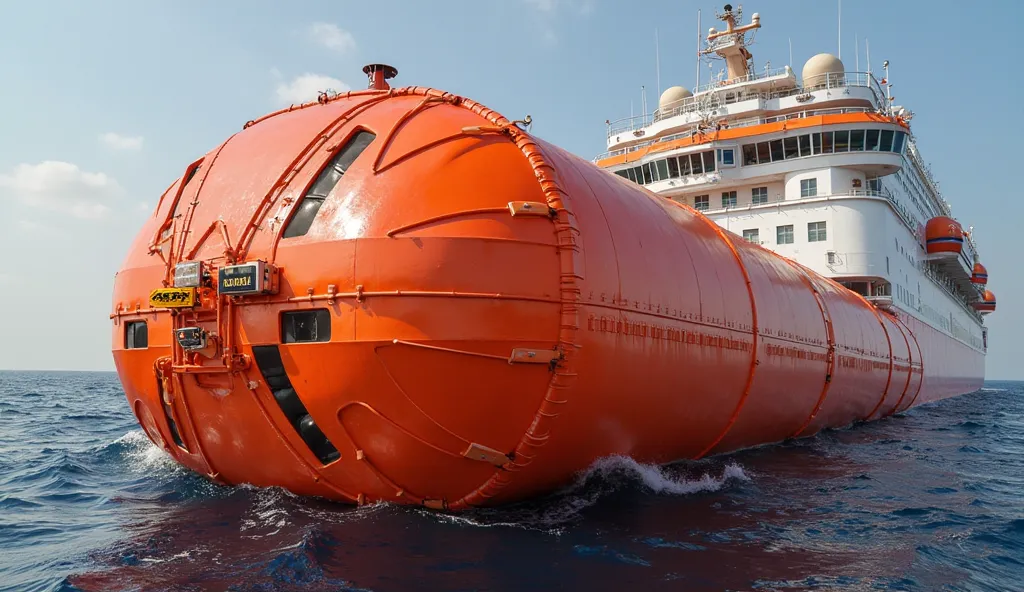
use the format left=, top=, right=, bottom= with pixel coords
left=595, top=4, right=993, bottom=372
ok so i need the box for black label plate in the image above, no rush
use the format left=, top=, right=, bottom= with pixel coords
left=219, top=264, right=260, bottom=295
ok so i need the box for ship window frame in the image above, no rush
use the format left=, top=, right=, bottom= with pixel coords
left=834, top=130, right=850, bottom=153
left=702, top=150, right=716, bottom=172
left=641, top=162, right=653, bottom=184
left=689, top=153, right=703, bottom=175
left=718, top=148, right=735, bottom=167
left=742, top=144, right=758, bottom=165
left=821, top=131, right=834, bottom=154
left=783, top=136, right=799, bottom=159
left=769, top=139, right=784, bottom=162
left=776, top=224, right=794, bottom=245
left=866, top=129, right=880, bottom=151
left=678, top=155, right=691, bottom=176
left=800, top=178, right=818, bottom=198
left=799, top=134, right=812, bottom=157
left=667, top=157, right=680, bottom=178
left=655, top=159, right=669, bottom=181
left=850, top=129, right=865, bottom=151
left=807, top=221, right=827, bottom=242
left=742, top=228, right=759, bottom=243
left=694, top=195, right=709, bottom=211
left=879, top=129, right=895, bottom=152
left=751, top=186, right=768, bottom=205
left=892, top=131, right=907, bottom=154
left=756, top=142, right=770, bottom=163
left=721, top=190, right=737, bottom=208
left=812, top=133, right=822, bottom=154
left=283, top=128, right=377, bottom=239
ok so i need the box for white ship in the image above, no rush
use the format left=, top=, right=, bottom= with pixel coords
left=594, top=4, right=993, bottom=396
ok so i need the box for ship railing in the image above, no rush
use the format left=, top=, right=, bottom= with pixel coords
left=904, top=141, right=980, bottom=263
left=605, top=71, right=885, bottom=141
left=597, top=107, right=875, bottom=162
left=921, top=262, right=984, bottom=323
left=690, top=66, right=794, bottom=95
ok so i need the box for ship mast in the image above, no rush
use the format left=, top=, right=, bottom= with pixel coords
left=700, top=4, right=761, bottom=83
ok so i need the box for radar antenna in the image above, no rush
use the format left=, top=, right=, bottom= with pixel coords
left=699, top=4, right=762, bottom=83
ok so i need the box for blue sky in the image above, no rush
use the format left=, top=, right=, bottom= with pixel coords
left=0, top=0, right=1019, bottom=378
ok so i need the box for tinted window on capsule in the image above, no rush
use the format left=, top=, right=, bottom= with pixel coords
left=283, top=130, right=376, bottom=239
left=125, top=321, right=148, bottom=349
left=281, top=309, right=332, bottom=343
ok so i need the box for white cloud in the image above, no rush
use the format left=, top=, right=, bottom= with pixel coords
left=99, top=132, right=144, bottom=151
left=275, top=73, right=350, bottom=105
left=309, top=22, right=356, bottom=53
left=0, top=161, right=123, bottom=219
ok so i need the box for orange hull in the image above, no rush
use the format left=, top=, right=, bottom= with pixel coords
left=111, top=85, right=984, bottom=509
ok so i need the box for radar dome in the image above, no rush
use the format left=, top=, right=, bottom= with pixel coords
left=802, top=53, right=845, bottom=88
left=658, top=86, right=693, bottom=112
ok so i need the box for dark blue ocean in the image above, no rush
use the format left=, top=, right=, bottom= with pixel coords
left=1, top=371, right=1021, bottom=591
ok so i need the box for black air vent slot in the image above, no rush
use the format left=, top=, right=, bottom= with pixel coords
left=156, top=378, right=187, bottom=451
left=251, top=345, right=340, bottom=464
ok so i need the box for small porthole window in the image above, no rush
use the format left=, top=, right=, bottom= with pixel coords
left=125, top=321, right=148, bottom=349
left=281, top=309, right=332, bottom=343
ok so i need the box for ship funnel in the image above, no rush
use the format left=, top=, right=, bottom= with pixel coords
left=363, top=63, right=398, bottom=90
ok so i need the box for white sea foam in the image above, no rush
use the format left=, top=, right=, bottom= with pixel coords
left=423, top=455, right=750, bottom=534
left=113, top=430, right=181, bottom=474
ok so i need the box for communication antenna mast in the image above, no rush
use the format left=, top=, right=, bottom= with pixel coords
left=699, top=4, right=762, bottom=83
left=837, top=0, right=842, bottom=60
left=695, top=9, right=702, bottom=90
left=656, top=28, right=662, bottom=96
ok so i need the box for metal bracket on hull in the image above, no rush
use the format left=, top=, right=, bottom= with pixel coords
left=462, top=443, right=512, bottom=467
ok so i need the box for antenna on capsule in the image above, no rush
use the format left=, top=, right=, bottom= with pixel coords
left=363, top=64, right=398, bottom=90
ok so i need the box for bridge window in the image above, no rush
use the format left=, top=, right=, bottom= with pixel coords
left=808, top=221, right=827, bottom=242
left=866, top=129, right=880, bottom=151
left=834, top=130, right=849, bottom=153
left=702, top=151, right=716, bottom=173
left=850, top=130, right=865, bottom=151
left=752, top=186, right=768, bottom=204
left=777, top=224, right=794, bottom=244
left=783, top=137, right=799, bottom=159
left=743, top=144, right=757, bottom=165
left=799, top=134, right=812, bottom=157
left=879, top=130, right=895, bottom=152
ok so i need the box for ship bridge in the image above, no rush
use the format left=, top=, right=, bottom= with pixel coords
left=594, top=3, right=988, bottom=354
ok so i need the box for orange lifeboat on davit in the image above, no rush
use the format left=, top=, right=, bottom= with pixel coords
left=113, top=65, right=946, bottom=510
left=971, top=262, right=988, bottom=285
left=925, top=216, right=964, bottom=255
left=973, top=290, right=996, bottom=313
